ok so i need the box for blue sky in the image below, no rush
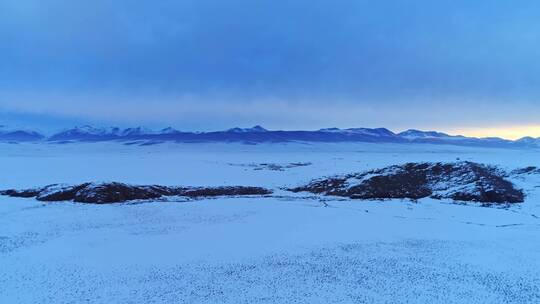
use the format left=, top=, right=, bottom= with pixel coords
left=1, top=0, right=540, bottom=137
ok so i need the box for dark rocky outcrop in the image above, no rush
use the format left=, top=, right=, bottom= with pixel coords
left=291, top=162, right=524, bottom=204
left=1, top=182, right=272, bottom=204
left=511, top=166, right=540, bottom=176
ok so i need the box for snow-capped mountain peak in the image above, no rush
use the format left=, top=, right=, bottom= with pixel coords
left=320, top=127, right=396, bottom=137
left=346, top=128, right=396, bottom=137
left=398, top=129, right=452, bottom=139
left=318, top=127, right=342, bottom=132
left=48, top=125, right=122, bottom=141
left=66, top=125, right=121, bottom=135
left=121, top=127, right=154, bottom=136
left=160, top=127, right=181, bottom=134
left=227, top=125, right=268, bottom=133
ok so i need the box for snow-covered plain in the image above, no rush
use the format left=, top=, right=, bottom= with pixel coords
left=1, top=142, right=539, bottom=303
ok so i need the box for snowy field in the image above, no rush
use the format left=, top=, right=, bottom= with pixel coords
left=1, top=142, right=540, bottom=303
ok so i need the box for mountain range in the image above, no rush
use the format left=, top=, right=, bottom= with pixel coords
left=0, top=125, right=539, bottom=148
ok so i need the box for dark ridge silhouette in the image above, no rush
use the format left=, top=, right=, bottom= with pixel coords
left=511, top=166, right=540, bottom=175
left=0, top=130, right=44, bottom=142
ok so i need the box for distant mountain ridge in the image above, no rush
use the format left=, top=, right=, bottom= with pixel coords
left=0, top=126, right=45, bottom=142
left=398, top=129, right=458, bottom=139
left=0, top=125, right=539, bottom=148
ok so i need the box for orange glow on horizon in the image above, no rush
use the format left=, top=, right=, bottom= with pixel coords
left=446, top=125, right=540, bottom=140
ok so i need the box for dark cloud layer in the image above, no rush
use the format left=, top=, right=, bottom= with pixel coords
left=1, top=0, right=539, bottom=133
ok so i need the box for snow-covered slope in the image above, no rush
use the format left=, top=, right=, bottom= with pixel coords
left=0, top=142, right=539, bottom=303
left=516, top=136, right=540, bottom=148
left=398, top=129, right=458, bottom=139
left=320, top=127, right=397, bottom=137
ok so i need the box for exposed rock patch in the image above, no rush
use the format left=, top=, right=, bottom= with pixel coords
left=1, top=182, right=272, bottom=204
left=511, top=166, right=540, bottom=176
left=229, top=162, right=312, bottom=171
left=291, top=162, right=524, bottom=203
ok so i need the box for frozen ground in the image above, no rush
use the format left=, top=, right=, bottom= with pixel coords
left=1, top=142, right=539, bottom=303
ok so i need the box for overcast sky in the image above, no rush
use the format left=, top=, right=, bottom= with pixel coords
left=1, top=0, right=540, bottom=138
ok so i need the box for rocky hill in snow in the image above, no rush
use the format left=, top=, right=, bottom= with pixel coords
left=291, top=162, right=524, bottom=204
left=1, top=182, right=272, bottom=204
